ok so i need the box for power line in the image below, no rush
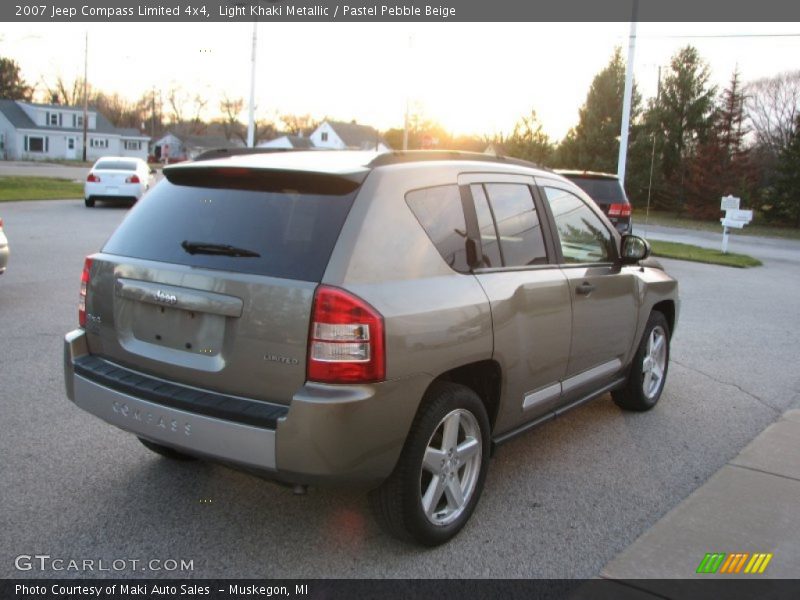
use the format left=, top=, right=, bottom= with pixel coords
left=645, top=33, right=800, bottom=39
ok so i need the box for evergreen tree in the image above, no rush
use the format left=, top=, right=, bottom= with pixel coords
left=504, top=109, right=553, bottom=166
left=558, top=48, right=640, bottom=172
left=770, top=115, right=800, bottom=226
left=684, top=69, right=759, bottom=219
left=650, top=46, right=717, bottom=213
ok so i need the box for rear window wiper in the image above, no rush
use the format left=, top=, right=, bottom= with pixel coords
left=181, top=240, right=261, bottom=258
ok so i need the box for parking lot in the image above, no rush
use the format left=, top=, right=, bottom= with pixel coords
left=1, top=198, right=799, bottom=579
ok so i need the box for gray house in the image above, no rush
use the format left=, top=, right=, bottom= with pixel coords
left=153, top=132, right=244, bottom=162
left=0, top=99, right=149, bottom=161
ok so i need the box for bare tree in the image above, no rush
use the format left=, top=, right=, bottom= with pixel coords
left=279, top=113, right=318, bottom=136
left=220, top=95, right=245, bottom=142
left=42, top=75, right=86, bottom=106
left=166, top=85, right=187, bottom=126
left=746, top=70, right=800, bottom=155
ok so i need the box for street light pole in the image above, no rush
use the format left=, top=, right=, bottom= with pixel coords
left=617, top=0, right=638, bottom=186
left=82, top=30, right=88, bottom=162
left=246, top=23, right=257, bottom=148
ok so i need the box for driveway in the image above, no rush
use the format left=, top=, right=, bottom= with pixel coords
left=1, top=200, right=798, bottom=579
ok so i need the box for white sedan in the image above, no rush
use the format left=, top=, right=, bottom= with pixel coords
left=84, top=157, right=154, bottom=208
left=0, top=217, right=8, bottom=275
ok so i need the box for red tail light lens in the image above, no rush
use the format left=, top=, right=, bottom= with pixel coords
left=608, top=203, right=632, bottom=217
left=307, top=286, right=385, bottom=384
left=86, top=173, right=100, bottom=183
left=125, top=174, right=140, bottom=184
left=78, top=257, right=93, bottom=327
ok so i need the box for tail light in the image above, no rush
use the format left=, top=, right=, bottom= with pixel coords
left=307, top=286, right=385, bottom=384
left=0, top=218, right=4, bottom=228
left=125, top=174, right=140, bottom=184
left=608, top=203, right=632, bottom=217
left=86, top=173, right=100, bottom=183
left=78, top=256, right=93, bottom=327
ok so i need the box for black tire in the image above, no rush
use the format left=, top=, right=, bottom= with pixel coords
left=137, top=437, right=198, bottom=461
left=612, top=311, right=670, bottom=412
left=84, top=198, right=95, bottom=208
left=369, top=382, right=491, bottom=546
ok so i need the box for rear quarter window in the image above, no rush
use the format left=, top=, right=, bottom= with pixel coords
left=405, top=185, right=470, bottom=274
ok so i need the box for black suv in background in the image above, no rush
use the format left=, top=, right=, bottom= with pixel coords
left=556, top=170, right=632, bottom=234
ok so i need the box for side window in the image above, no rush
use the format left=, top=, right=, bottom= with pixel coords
left=544, top=187, right=614, bottom=264
left=470, top=184, right=503, bottom=268
left=406, top=185, right=470, bottom=273
left=472, top=183, right=547, bottom=268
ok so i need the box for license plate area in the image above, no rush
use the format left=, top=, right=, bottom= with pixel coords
left=130, top=302, right=225, bottom=356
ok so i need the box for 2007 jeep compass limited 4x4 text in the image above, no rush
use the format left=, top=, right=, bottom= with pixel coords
left=64, top=150, right=678, bottom=546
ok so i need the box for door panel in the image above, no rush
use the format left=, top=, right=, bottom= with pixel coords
left=540, top=183, right=639, bottom=387
left=475, top=269, right=572, bottom=433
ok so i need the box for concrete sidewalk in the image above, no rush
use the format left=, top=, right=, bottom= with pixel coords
left=598, top=409, right=800, bottom=586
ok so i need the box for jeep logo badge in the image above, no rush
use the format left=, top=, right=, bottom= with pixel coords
left=154, top=289, right=178, bottom=305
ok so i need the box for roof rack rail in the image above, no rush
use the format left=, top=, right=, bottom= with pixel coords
left=367, top=150, right=544, bottom=170
left=192, top=147, right=320, bottom=162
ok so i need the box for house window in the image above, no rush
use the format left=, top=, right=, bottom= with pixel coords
left=90, top=138, right=108, bottom=149
left=24, top=136, right=48, bottom=153
left=48, top=113, right=60, bottom=126
left=72, top=114, right=84, bottom=128
left=124, top=140, right=141, bottom=151
left=321, top=132, right=328, bottom=142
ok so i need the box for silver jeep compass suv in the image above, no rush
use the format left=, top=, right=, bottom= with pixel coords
left=64, top=150, right=678, bottom=546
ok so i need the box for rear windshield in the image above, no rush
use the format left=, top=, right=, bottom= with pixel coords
left=565, top=177, right=627, bottom=205
left=102, top=178, right=359, bottom=282
left=94, top=160, right=138, bottom=171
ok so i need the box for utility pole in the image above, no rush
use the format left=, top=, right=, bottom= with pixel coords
left=403, top=34, right=412, bottom=151
left=82, top=30, right=88, bottom=162
left=617, top=0, right=638, bottom=185
left=246, top=23, right=257, bottom=148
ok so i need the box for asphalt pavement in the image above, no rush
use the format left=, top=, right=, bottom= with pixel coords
left=1, top=199, right=798, bottom=579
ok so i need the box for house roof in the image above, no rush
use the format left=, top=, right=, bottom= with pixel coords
left=285, top=135, right=314, bottom=149
left=326, top=120, right=388, bottom=149
left=0, top=99, right=36, bottom=128
left=0, top=100, right=148, bottom=139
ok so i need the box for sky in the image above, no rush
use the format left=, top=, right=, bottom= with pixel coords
left=2, top=22, right=800, bottom=141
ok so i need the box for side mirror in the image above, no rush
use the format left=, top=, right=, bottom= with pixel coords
left=620, top=234, right=651, bottom=264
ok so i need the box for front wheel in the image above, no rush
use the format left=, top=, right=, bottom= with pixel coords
left=369, top=382, right=490, bottom=546
left=84, top=198, right=95, bottom=208
left=612, top=311, right=670, bottom=411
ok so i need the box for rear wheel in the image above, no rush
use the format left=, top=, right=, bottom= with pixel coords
left=137, top=437, right=198, bottom=461
left=369, top=382, right=490, bottom=546
left=84, top=198, right=95, bottom=208
left=612, top=311, right=670, bottom=411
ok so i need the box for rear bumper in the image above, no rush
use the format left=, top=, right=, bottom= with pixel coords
left=64, top=329, right=428, bottom=485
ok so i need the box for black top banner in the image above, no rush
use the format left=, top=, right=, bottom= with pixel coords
left=4, top=0, right=800, bottom=22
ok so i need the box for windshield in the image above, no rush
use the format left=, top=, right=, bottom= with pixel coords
left=94, top=160, right=138, bottom=171
left=567, top=177, right=628, bottom=205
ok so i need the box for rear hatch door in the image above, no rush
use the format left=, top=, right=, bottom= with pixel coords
left=83, top=163, right=365, bottom=405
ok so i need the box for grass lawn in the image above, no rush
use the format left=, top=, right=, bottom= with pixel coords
left=0, top=176, right=84, bottom=202
left=638, top=210, right=800, bottom=241
left=649, top=240, right=762, bottom=268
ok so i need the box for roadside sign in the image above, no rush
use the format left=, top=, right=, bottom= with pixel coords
left=720, top=218, right=746, bottom=229
left=726, top=209, right=753, bottom=222
left=721, top=195, right=740, bottom=211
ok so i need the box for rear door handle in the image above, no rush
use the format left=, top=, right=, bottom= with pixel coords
left=576, top=281, right=595, bottom=295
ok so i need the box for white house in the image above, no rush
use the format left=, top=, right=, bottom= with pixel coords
left=257, top=134, right=315, bottom=150
left=310, top=120, right=390, bottom=152
left=0, top=99, right=149, bottom=161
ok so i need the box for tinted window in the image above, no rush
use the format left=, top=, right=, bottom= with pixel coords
left=103, top=179, right=358, bottom=282
left=564, top=177, right=627, bottom=205
left=470, top=184, right=502, bottom=269
left=406, top=185, right=469, bottom=273
left=480, top=183, right=547, bottom=267
left=94, top=160, right=138, bottom=171
left=544, top=187, right=614, bottom=264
